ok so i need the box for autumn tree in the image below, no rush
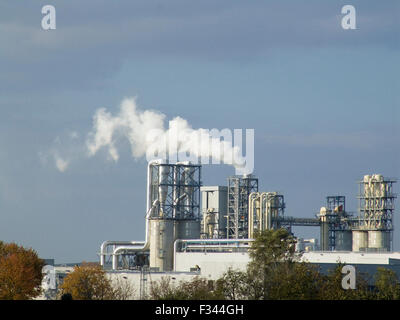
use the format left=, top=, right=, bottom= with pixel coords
left=60, top=262, right=136, bottom=300
left=0, top=241, right=44, bottom=300
left=60, top=262, right=114, bottom=300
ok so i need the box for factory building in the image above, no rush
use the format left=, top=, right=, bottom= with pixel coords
left=97, top=161, right=398, bottom=298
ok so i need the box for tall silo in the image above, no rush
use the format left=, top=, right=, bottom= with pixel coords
left=352, top=230, right=368, bottom=252
left=368, top=230, right=390, bottom=252
left=335, top=230, right=352, bottom=251
left=319, top=207, right=330, bottom=251
left=149, top=219, right=175, bottom=271
left=147, top=162, right=201, bottom=271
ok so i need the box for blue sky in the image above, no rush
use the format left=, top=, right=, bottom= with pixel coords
left=0, top=1, right=398, bottom=262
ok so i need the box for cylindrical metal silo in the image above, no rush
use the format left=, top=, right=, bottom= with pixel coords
left=368, top=231, right=390, bottom=252
left=149, top=219, right=175, bottom=271
left=319, top=207, right=329, bottom=251
left=335, top=230, right=352, bottom=251
left=352, top=230, right=368, bottom=252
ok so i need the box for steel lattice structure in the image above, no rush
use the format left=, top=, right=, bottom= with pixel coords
left=149, top=163, right=201, bottom=220
left=357, top=176, right=397, bottom=231
left=227, top=175, right=258, bottom=238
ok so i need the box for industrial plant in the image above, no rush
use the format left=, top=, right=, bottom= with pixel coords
left=93, top=161, right=400, bottom=297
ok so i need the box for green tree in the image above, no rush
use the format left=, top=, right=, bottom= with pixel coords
left=0, top=241, right=44, bottom=300
left=374, top=267, right=400, bottom=300
left=266, top=261, right=322, bottom=300
left=318, top=263, right=372, bottom=300
left=216, top=268, right=247, bottom=300
left=247, top=228, right=308, bottom=300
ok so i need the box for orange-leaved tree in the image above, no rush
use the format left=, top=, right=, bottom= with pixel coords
left=60, top=262, right=115, bottom=300
left=0, top=241, right=44, bottom=300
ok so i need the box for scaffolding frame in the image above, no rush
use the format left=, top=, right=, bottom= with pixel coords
left=227, top=175, right=258, bottom=238
left=149, top=163, right=201, bottom=220
left=357, top=177, right=397, bottom=231
left=318, top=196, right=354, bottom=251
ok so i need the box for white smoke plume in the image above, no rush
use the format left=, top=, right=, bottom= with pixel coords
left=38, top=149, right=70, bottom=173
left=40, top=132, right=85, bottom=173
left=54, top=154, right=69, bottom=172
left=86, top=98, right=253, bottom=173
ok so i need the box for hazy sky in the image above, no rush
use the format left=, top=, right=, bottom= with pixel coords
left=0, top=1, right=398, bottom=262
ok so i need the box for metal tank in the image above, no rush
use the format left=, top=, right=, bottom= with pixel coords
left=335, top=230, right=352, bottom=251
left=149, top=219, right=175, bottom=272
left=352, top=230, right=368, bottom=252
left=319, top=207, right=329, bottom=251
left=368, top=231, right=390, bottom=252
left=176, top=219, right=200, bottom=240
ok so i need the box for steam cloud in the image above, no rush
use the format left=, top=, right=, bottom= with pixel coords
left=43, top=98, right=253, bottom=174
left=86, top=98, right=251, bottom=172
left=54, top=154, right=69, bottom=172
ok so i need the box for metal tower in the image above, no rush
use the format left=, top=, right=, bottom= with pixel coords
left=319, top=196, right=354, bottom=251
left=227, top=175, right=258, bottom=238
left=358, top=175, right=396, bottom=231
left=149, top=163, right=201, bottom=220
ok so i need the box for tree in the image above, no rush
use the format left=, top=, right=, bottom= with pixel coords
left=0, top=241, right=44, bottom=300
left=216, top=268, right=247, bottom=300
left=149, top=276, right=224, bottom=300
left=149, top=276, right=179, bottom=300
left=60, top=262, right=114, bottom=300
left=317, top=263, right=372, bottom=300
left=374, top=267, right=400, bottom=300
left=266, top=261, right=322, bottom=300
left=111, top=276, right=136, bottom=300
left=247, top=228, right=304, bottom=299
left=178, top=276, right=224, bottom=300
left=60, top=263, right=136, bottom=300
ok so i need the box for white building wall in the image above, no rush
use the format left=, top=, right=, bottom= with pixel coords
left=175, top=251, right=249, bottom=278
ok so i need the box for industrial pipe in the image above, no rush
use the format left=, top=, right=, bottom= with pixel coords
left=112, top=245, right=148, bottom=270
left=100, top=241, right=145, bottom=266
left=101, top=160, right=164, bottom=270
